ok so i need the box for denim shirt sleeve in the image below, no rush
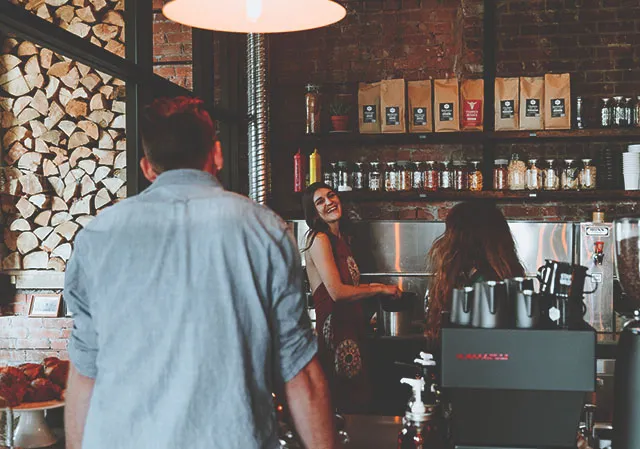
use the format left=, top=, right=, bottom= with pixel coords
left=65, top=234, right=99, bottom=378
left=271, top=228, right=317, bottom=383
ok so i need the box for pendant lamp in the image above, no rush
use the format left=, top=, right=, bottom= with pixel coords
left=162, top=0, right=347, bottom=33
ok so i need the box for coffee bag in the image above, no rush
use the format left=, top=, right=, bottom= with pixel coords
left=460, top=79, right=484, bottom=131
left=544, top=73, right=571, bottom=130
left=407, top=80, right=433, bottom=133
left=358, top=82, right=381, bottom=134
left=380, top=79, right=406, bottom=133
left=519, top=76, right=544, bottom=130
left=495, top=77, right=520, bottom=131
left=434, top=78, right=460, bottom=132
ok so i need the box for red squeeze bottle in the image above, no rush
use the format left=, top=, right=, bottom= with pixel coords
left=294, top=149, right=304, bottom=192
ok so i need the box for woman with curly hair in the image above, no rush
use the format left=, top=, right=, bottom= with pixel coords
left=426, top=201, right=525, bottom=340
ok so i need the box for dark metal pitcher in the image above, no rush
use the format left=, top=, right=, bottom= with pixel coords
left=471, top=280, right=507, bottom=329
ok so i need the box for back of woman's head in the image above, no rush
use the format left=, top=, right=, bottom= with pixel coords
left=426, top=201, right=524, bottom=338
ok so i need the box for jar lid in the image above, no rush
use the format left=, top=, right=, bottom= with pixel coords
left=564, top=159, right=574, bottom=163
left=337, top=161, right=348, bottom=167
left=545, top=159, right=555, bottom=163
left=305, top=84, right=320, bottom=92
left=528, top=159, right=537, bottom=164
left=494, top=159, right=508, bottom=165
left=453, top=161, right=467, bottom=166
left=614, top=95, right=624, bottom=100
left=387, top=161, right=397, bottom=166
left=370, top=161, right=379, bottom=167
left=582, top=158, right=592, bottom=163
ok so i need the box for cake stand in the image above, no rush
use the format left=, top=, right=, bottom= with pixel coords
left=1, top=400, right=64, bottom=448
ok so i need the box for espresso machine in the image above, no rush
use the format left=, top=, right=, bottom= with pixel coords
left=612, top=218, right=640, bottom=449
left=442, top=263, right=597, bottom=449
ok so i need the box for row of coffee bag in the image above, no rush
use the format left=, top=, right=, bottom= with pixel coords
left=358, top=78, right=485, bottom=134
left=495, top=73, right=571, bottom=131
left=357, top=73, right=571, bottom=134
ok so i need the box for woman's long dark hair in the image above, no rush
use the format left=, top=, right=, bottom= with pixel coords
left=426, top=201, right=525, bottom=339
left=301, top=182, right=351, bottom=251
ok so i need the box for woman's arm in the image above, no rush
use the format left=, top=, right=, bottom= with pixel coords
left=309, top=233, right=399, bottom=302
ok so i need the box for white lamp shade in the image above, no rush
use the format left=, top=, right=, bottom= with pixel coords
left=162, top=0, right=347, bottom=33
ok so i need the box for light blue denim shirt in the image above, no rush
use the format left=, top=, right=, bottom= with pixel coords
left=65, top=169, right=316, bottom=449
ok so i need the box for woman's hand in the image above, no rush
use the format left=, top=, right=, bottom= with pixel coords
left=378, top=284, right=401, bottom=298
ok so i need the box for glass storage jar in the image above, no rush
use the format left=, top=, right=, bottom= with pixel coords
left=561, top=159, right=579, bottom=190
left=337, top=161, right=352, bottom=192
left=398, top=161, right=413, bottom=191
left=453, top=161, right=469, bottom=191
left=625, top=97, right=634, bottom=127
left=385, top=162, right=398, bottom=192
left=323, top=164, right=334, bottom=188
left=508, top=153, right=526, bottom=191
left=412, top=162, right=424, bottom=191
left=468, top=160, right=483, bottom=192
left=613, top=96, right=626, bottom=127
left=424, top=161, right=439, bottom=192
left=440, top=161, right=453, bottom=190
left=493, top=159, right=509, bottom=190
left=543, top=159, right=560, bottom=191
left=600, top=98, right=613, bottom=128
left=526, top=159, right=542, bottom=190
left=330, top=162, right=339, bottom=189
left=579, top=159, right=597, bottom=190
left=305, top=84, right=321, bottom=134
left=369, top=162, right=382, bottom=192
left=353, top=162, right=366, bottom=190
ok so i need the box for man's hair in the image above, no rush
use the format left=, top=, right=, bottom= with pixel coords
left=140, top=97, right=215, bottom=173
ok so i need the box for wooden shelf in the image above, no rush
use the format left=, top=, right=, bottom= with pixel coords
left=289, top=128, right=640, bottom=146
left=292, top=189, right=640, bottom=203
left=488, top=128, right=640, bottom=142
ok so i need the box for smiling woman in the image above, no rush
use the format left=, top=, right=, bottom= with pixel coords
left=301, top=182, right=400, bottom=411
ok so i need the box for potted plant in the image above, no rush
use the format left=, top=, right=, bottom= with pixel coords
left=329, top=100, right=351, bottom=132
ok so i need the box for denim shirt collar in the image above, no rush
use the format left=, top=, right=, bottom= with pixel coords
left=146, top=169, right=222, bottom=191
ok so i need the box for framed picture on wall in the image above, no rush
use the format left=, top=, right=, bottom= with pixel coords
left=28, top=294, right=62, bottom=318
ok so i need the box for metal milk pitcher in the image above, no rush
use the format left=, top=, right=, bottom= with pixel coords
left=471, top=280, right=507, bottom=329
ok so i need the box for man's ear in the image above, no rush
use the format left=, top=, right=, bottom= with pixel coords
left=213, top=140, right=224, bottom=172
left=140, top=157, right=158, bottom=182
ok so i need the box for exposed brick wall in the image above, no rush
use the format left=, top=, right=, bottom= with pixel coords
left=496, top=0, right=640, bottom=128
left=0, top=294, right=70, bottom=363
left=152, top=1, right=193, bottom=90
left=268, top=0, right=640, bottom=219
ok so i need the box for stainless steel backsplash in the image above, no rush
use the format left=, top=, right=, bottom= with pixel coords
left=290, top=220, right=574, bottom=276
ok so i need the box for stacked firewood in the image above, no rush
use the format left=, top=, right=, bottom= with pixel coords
left=1, top=32, right=126, bottom=271
left=8, top=0, right=125, bottom=58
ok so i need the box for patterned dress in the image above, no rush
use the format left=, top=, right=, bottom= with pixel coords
left=312, top=232, right=371, bottom=410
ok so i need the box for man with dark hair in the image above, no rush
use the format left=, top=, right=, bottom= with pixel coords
left=64, top=97, right=337, bottom=449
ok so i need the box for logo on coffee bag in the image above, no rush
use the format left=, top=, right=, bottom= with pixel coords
left=363, top=105, right=377, bottom=123
left=440, top=103, right=454, bottom=121
left=526, top=99, right=540, bottom=117
left=413, top=107, right=427, bottom=126
left=551, top=98, right=565, bottom=118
